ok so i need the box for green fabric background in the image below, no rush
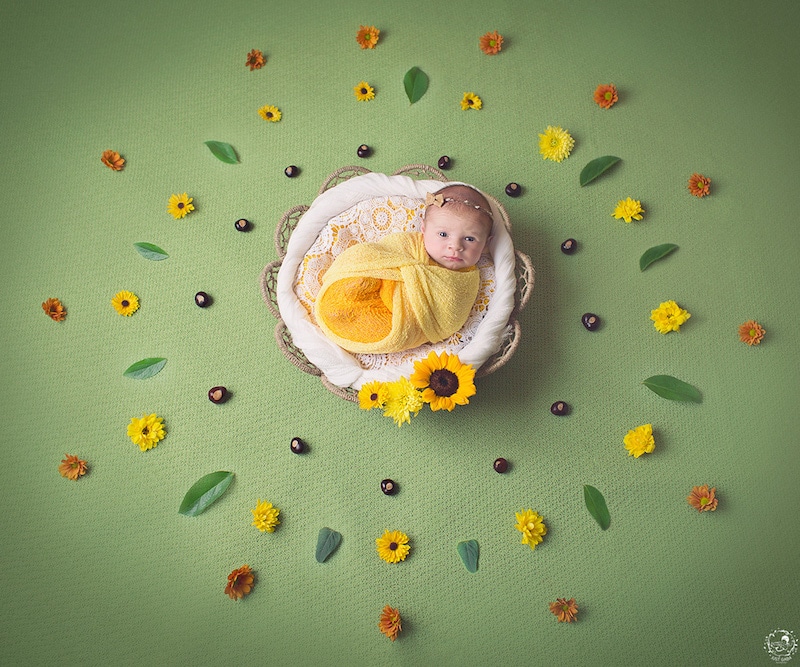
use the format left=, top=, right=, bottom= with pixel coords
left=1, top=0, right=798, bottom=665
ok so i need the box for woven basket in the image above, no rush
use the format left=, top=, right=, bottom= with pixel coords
left=260, top=164, right=534, bottom=402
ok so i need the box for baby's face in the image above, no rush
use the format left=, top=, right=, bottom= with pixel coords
left=421, top=206, right=491, bottom=270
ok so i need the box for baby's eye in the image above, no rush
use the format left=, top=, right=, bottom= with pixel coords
left=464, top=236, right=476, bottom=243
left=438, top=231, right=448, bottom=238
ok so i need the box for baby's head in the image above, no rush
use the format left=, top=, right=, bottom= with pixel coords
left=421, top=184, right=494, bottom=270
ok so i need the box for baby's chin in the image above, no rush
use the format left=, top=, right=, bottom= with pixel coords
left=434, top=256, right=475, bottom=270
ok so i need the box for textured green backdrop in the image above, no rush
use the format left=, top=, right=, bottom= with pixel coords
left=1, top=0, right=799, bottom=665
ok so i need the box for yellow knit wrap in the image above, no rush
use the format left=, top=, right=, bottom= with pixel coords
left=314, top=232, right=479, bottom=354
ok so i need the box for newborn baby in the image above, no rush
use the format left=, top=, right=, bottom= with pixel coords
left=313, top=184, right=494, bottom=354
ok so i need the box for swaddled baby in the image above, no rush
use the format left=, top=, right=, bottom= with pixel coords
left=314, top=184, right=494, bottom=354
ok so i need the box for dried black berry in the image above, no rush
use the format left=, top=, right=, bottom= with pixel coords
left=493, top=457, right=509, bottom=473
left=550, top=401, right=569, bottom=416
left=357, top=144, right=371, bottom=158
left=380, top=479, right=398, bottom=495
left=437, top=155, right=451, bottom=170
left=194, top=291, right=211, bottom=308
left=561, top=238, right=577, bottom=254
left=284, top=165, right=299, bottom=178
left=234, top=218, right=250, bottom=232
left=208, top=386, right=228, bottom=403
left=290, top=437, right=306, bottom=454
left=505, top=182, right=522, bottom=197
left=582, top=313, right=601, bottom=331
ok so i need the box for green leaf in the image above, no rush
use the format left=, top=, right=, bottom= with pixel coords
left=456, top=539, right=479, bottom=573
left=642, top=375, right=702, bottom=402
left=639, top=243, right=678, bottom=271
left=579, top=155, right=622, bottom=186
left=403, top=66, right=429, bottom=104
left=178, top=471, right=234, bottom=517
left=583, top=485, right=611, bottom=530
left=123, top=357, right=167, bottom=379
left=315, top=527, right=342, bottom=563
left=133, top=242, right=169, bottom=261
left=204, top=140, right=239, bottom=164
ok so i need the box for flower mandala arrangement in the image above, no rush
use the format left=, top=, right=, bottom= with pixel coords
left=127, top=413, right=166, bottom=452
left=42, top=297, right=66, bottom=321
left=251, top=499, right=281, bottom=532
left=59, top=454, right=88, bottom=480
left=358, top=351, right=476, bottom=426
left=225, top=564, right=254, bottom=600
left=650, top=300, right=691, bottom=334
left=623, top=423, right=655, bottom=458
left=538, top=126, right=574, bottom=162
left=167, top=193, right=194, bottom=219
left=376, top=530, right=411, bottom=563
left=379, top=605, right=403, bottom=640
left=514, top=509, right=547, bottom=550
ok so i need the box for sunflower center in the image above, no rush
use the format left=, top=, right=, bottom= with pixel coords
left=361, top=88, right=367, bottom=94
left=429, top=369, right=459, bottom=397
left=389, top=542, right=398, bottom=550
left=142, top=427, right=149, bottom=435
left=121, top=300, right=129, bottom=307
left=370, top=393, right=378, bottom=401
left=266, top=112, right=273, bottom=118
left=177, top=202, right=184, bottom=209
left=467, top=98, right=474, bottom=105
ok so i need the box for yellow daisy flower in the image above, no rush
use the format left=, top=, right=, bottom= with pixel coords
left=167, top=193, right=194, bottom=219
left=410, top=351, right=476, bottom=412
left=358, top=381, right=388, bottom=410
left=461, top=92, right=482, bottom=110
left=251, top=499, right=281, bottom=532
left=650, top=300, right=691, bottom=334
left=354, top=81, right=375, bottom=101
left=111, top=290, right=139, bottom=316
left=382, top=377, right=424, bottom=427
left=538, top=125, right=574, bottom=162
left=612, top=197, right=645, bottom=223
left=623, top=423, right=655, bottom=458
left=376, top=529, right=410, bottom=563
left=514, top=509, right=547, bottom=550
left=127, top=413, right=166, bottom=452
left=258, top=105, right=281, bottom=122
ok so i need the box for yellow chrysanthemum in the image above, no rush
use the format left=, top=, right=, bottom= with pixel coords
left=612, top=197, right=645, bottom=223
left=461, top=92, right=482, bottom=110
left=624, top=423, right=655, bottom=458
left=258, top=105, right=281, bottom=122
left=650, top=300, right=691, bottom=334
left=354, top=81, right=375, bottom=101
left=538, top=125, right=574, bottom=162
left=376, top=529, right=410, bottom=563
left=410, top=351, right=476, bottom=412
left=127, top=413, right=166, bottom=452
left=111, top=290, right=140, bottom=316
left=167, top=193, right=194, bottom=219
left=382, top=377, right=424, bottom=427
left=358, top=381, right=388, bottom=410
left=251, top=499, right=281, bottom=533
left=514, top=509, right=547, bottom=550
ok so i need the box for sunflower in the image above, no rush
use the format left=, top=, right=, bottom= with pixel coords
left=356, top=25, right=380, bottom=49
left=59, top=454, right=88, bottom=481
left=42, top=297, right=66, bottom=321
left=101, top=149, right=125, bottom=171
left=258, top=105, right=281, bottom=122
left=251, top=499, right=281, bottom=532
left=479, top=30, right=503, bottom=55
left=358, top=380, right=388, bottom=410
left=378, top=605, right=402, bottom=641
left=245, top=49, right=265, bottom=70
left=538, top=125, right=574, bottom=162
left=224, top=564, right=254, bottom=600
left=593, top=83, right=618, bottom=109
left=354, top=81, right=375, bottom=101
left=127, top=413, right=166, bottom=452
left=461, top=92, right=482, bottom=110
left=111, top=290, right=139, bottom=316
left=376, top=529, right=410, bottom=563
left=382, top=377, right=424, bottom=427
left=410, top=351, right=476, bottom=411
left=167, top=193, right=194, bottom=219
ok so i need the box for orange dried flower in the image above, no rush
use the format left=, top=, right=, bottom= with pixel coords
left=59, top=454, right=88, bottom=481
left=593, top=84, right=618, bottom=109
left=101, top=150, right=125, bottom=171
left=549, top=597, right=579, bottom=623
left=356, top=25, right=380, bottom=49
left=479, top=31, right=503, bottom=55
left=687, top=485, right=718, bottom=512
left=224, top=564, right=254, bottom=600
left=688, top=173, right=711, bottom=197
left=378, top=605, right=402, bottom=641
left=42, top=298, right=66, bottom=321
left=245, top=49, right=265, bottom=70
left=738, top=320, right=765, bottom=345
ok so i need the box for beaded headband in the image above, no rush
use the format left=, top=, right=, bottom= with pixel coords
left=425, top=191, right=493, bottom=220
